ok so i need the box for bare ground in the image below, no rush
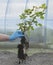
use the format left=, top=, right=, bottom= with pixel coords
left=0, top=51, right=53, bottom=65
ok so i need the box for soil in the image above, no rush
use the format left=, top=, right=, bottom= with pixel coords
left=0, top=51, right=53, bottom=65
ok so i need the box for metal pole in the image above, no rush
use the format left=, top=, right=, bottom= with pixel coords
left=44, top=0, right=49, bottom=44
left=4, top=0, right=9, bottom=34
left=25, top=0, right=29, bottom=10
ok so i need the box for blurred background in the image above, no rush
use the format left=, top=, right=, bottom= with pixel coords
left=0, top=0, right=53, bottom=54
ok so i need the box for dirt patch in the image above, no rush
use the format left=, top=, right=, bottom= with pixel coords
left=0, top=51, right=53, bottom=65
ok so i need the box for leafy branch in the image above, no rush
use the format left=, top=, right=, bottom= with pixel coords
left=17, top=3, right=47, bottom=32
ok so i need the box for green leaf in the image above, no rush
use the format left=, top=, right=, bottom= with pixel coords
left=30, top=26, right=34, bottom=30
left=33, top=21, right=38, bottom=24
left=40, top=15, right=44, bottom=19
left=24, top=9, right=32, bottom=15
left=19, top=13, right=27, bottom=19
left=35, top=12, right=40, bottom=17
left=38, top=23, right=42, bottom=26
left=40, top=3, right=47, bottom=9
left=39, top=12, right=45, bottom=15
